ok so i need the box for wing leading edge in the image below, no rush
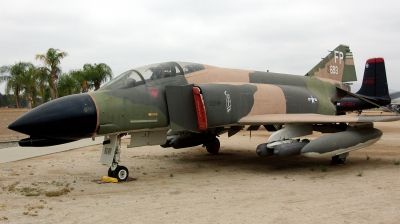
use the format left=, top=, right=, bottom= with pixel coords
left=237, top=113, right=400, bottom=125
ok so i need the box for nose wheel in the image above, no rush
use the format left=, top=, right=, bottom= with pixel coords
left=108, top=165, right=129, bottom=181
left=103, top=134, right=130, bottom=182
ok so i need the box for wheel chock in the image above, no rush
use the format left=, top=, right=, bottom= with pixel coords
left=102, top=176, right=118, bottom=183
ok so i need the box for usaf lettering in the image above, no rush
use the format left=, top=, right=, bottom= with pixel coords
left=209, top=100, right=221, bottom=106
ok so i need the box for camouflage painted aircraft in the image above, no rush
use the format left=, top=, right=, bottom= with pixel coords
left=8, top=45, right=400, bottom=181
left=336, top=58, right=391, bottom=114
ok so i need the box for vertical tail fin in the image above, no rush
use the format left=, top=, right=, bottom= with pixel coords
left=306, top=45, right=357, bottom=82
left=356, top=58, right=389, bottom=98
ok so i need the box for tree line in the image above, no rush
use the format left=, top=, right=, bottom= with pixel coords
left=0, top=48, right=113, bottom=108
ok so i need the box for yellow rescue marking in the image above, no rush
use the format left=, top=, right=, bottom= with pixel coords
left=148, top=112, right=158, bottom=116
left=102, top=176, right=118, bottom=183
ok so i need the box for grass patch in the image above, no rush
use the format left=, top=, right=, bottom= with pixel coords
left=366, top=154, right=371, bottom=161
left=26, top=205, right=44, bottom=211
left=321, top=167, right=328, bottom=172
left=45, top=187, right=72, bottom=197
left=393, top=159, right=400, bottom=165
left=5, top=182, right=20, bottom=192
left=20, top=187, right=42, bottom=197
left=309, top=167, right=315, bottom=171
left=180, top=156, right=188, bottom=161
left=170, top=173, right=174, bottom=178
left=357, top=171, right=363, bottom=177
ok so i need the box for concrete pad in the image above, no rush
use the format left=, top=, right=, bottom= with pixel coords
left=0, top=137, right=104, bottom=164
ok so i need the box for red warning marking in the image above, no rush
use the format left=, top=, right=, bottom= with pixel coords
left=148, top=88, right=158, bottom=98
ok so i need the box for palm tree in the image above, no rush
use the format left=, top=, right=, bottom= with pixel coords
left=35, top=66, right=51, bottom=104
left=83, top=63, right=113, bottom=90
left=58, top=73, right=81, bottom=97
left=20, top=66, right=39, bottom=108
left=0, top=62, right=34, bottom=108
left=69, top=69, right=93, bottom=93
left=35, top=48, right=68, bottom=100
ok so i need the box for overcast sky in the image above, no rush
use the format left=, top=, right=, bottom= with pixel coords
left=1, top=0, right=399, bottom=94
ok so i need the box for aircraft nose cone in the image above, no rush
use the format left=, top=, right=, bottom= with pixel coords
left=8, top=94, right=98, bottom=140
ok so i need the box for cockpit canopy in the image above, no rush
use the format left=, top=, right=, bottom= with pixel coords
left=100, top=62, right=206, bottom=90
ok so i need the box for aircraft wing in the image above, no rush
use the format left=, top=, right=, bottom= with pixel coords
left=237, top=113, right=400, bottom=125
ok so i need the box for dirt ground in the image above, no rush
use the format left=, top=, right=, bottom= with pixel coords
left=1, top=113, right=400, bottom=223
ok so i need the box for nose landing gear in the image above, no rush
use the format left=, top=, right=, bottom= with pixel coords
left=108, top=165, right=129, bottom=181
left=101, top=133, right=129, bottom=182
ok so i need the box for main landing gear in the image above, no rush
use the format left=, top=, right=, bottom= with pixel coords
left=205, top=137, right=220, bottom=154
left=330, top=152, right=349, bottom=165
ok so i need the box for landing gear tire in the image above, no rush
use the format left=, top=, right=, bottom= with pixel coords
left=107, top=167, right=113, bottom=177
left=160, top=140, right=172, bottom=148
left=331, top=155, right=346, bottom=164
left=112, top=166, right=129, bottom=181
left=206, top=138, right=220, bottom=154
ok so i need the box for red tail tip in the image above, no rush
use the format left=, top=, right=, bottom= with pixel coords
left=366, top=58, right=384, bottom=64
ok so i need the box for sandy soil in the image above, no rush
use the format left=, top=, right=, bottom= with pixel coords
left=1, top=114, right=400, bottom=223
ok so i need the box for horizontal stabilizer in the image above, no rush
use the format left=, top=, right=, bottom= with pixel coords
left=337, top=86, right=382, bottom=108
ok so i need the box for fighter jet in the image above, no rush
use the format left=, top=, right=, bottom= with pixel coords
left=335, top=58, right=391, bottom=115
left=8, top=45, right=400, bottom=181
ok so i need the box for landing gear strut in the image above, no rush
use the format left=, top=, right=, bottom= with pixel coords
left=205, top=138, right=220, bottom=154
left=331, top=152, right=349, bottom=165
left=107, top=133, right=129, bottom=181
left=331, top=156, right=346, bottom=164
